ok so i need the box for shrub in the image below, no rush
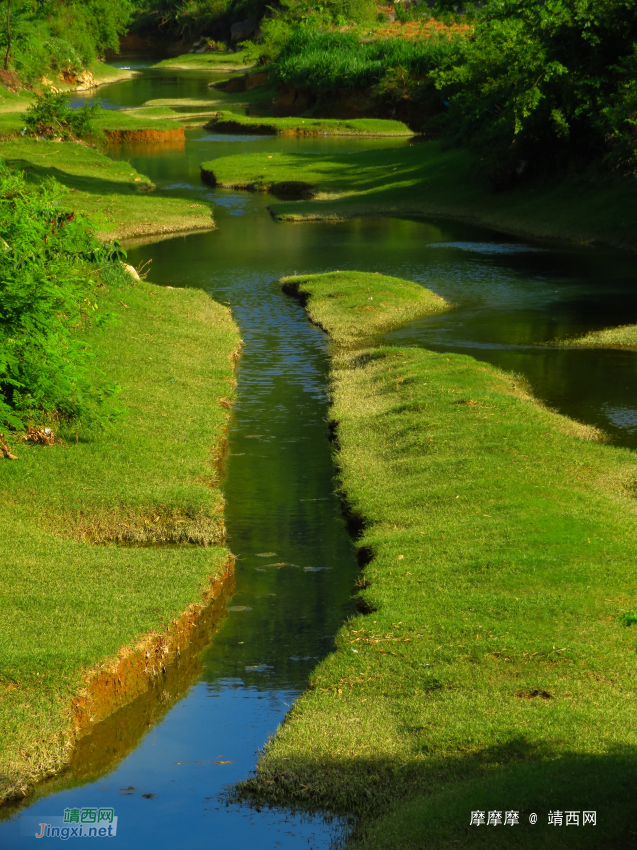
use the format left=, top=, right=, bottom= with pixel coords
left=24, top=89, right=101, bottom=142
left=0, top=164, right=123, bottom=433
left=436, top=0, right=637, bottom=183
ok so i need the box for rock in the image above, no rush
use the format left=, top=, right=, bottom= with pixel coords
left=230, top=19, right=257, bottom=43
left=121, top=263, right=140, bottom=281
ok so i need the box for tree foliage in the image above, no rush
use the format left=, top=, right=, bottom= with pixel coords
left=436, top=0, right=637, bottom=183
left=0, top=0, right=133, bottom=83
left=24, top=89, right=101, bottom=141
left=0, top=164, right=124, bottom=432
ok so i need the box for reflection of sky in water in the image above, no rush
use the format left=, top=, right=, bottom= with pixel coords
left=604, top=405, right=637, bottom=432
left=426, top=241, right=544, bottom=254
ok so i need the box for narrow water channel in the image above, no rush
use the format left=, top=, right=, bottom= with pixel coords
left=3, top=65, right=637, bottom=848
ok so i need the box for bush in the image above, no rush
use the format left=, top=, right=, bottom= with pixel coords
left=0, top=164, right=124, bottom=433
left=24, top=89, right=101, bottom=141
left=0, top=0, right=133, bottom=85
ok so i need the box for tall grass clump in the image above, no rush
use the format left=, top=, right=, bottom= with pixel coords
left=270, top=29, right=458, bottom=93
left=0, top=163, right=124, bottom=434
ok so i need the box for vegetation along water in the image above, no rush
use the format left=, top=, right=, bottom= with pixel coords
left=3, top=0, right=637, bottom=845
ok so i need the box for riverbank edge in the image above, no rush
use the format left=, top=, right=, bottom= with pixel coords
left=70, top=554, right=236, bottom=737
left=235, top=271, right=637, bottom=848
left=0, top=277, right=241, bottom=806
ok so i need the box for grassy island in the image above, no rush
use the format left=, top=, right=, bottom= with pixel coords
left=204, top=112, right=414, bottom=137
left=150, top=51, right=252, bottom=70
left=204, top=142, right=637, bottom=251
left=0, top=274, right=240, bottom=803
left=237, top=271, right=637, bottom=848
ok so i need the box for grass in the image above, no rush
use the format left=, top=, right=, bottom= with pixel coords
left=0, top=273, right=241, bottom=802
left=150, top=51, right=252, bottom=70
left=557, top=324, right=637, bottom=350
left=1, top=139, right=214, bottom=241
left=269, top=30, right=455, bottom=92
left=94, top=111, right=185, bottom=133
left=280, top=271, right=449, bottom=347
left=204, top=111, right=413, bottom=136
left=236, top=270, right=637, bottom=847
left=204, top=141, right=637, bottom=250
left=0, top=111, right=24, bottom=139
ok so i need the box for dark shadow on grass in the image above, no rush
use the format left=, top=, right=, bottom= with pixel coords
left=230, top=740, right=637, bottom=847
left=4, top=159, right=150, bottom=197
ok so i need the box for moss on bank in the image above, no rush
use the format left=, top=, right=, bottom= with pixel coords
left=2, top=139, right=213, bottom=241
left=236, top=271, right=637, bottom=848
left=0, top=275, right=241, bottom=804
left=205, top=141, right=637, bottom=251
left=204, top=112, right=414, bottom=137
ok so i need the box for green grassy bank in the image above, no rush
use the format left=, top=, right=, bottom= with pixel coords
left=1, top=139, right=213, bottom=241
left=237, top=271, right=637, bottom=847
left=204, top=141, right=637, bottom=251
left=204, top=112, right=414, bottom=137
left=558, top=323, right=637, bottom=350
left=150, top=51, right=252, bottom=70
left=0, top=272, right=240, bottom=803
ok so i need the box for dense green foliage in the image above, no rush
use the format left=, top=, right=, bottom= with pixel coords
left=0, top=0, right=132, bottom=83
left=437, top=0, right=637, bottom=183
left=0, top=164, right=123, bottom=432
left=25, top=89, right=101, bottom=141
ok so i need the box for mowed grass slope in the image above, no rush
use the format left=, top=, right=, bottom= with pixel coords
left=0, top=277, right=240, bottom=802
left=238, top=272, right=637, bottom=847
left=1, top=139, right=213, bottom=241
left=204, top=142, right=637, bottom=250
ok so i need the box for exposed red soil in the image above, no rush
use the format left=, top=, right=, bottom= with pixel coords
left=102, top=127, right=185, bottom=144
left=70, top=555, right=235, bottom=737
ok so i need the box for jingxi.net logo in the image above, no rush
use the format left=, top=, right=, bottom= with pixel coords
left=21, top=808, right=117, bottom=839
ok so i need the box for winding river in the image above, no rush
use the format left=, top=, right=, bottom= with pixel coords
left=3, top=64, right=637, bottom=848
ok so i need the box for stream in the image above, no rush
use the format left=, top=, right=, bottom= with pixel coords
left=3, top=65, right=637, bottom=848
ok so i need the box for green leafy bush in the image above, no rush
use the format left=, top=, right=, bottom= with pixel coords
left=0, top=0, right=132, bottom=84
left=0, top=164, right=123, bottom=432
left=24, top=89, right=101, bottom=141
